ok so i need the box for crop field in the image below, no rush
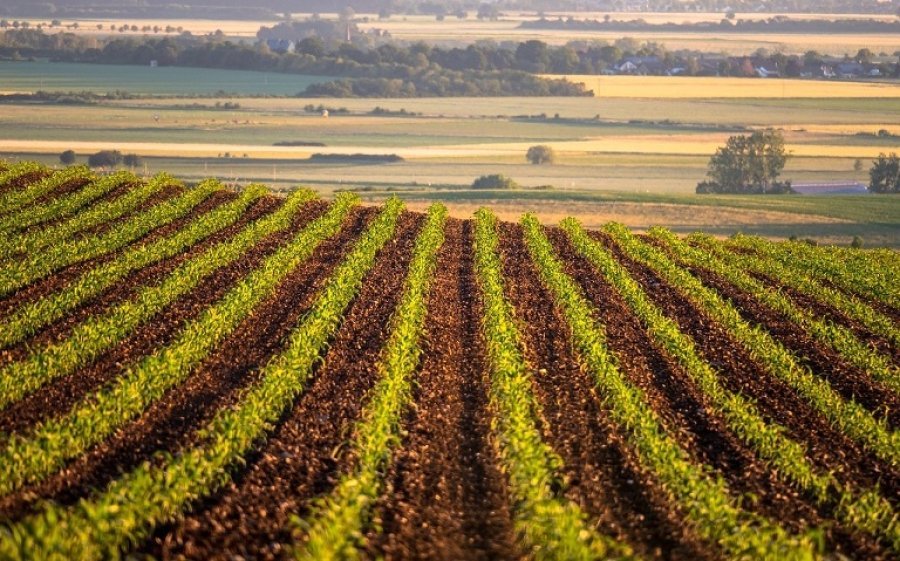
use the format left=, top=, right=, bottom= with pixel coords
left=0, top=161, right=897, bottom=560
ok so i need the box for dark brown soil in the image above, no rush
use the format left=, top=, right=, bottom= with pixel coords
left=0, top=204, right=372, bottom=520
left=368, top=219, right=520, bottom=561
left=594, top=230, right=900, bottom=502
left=548, top=228, right=889, bottom=559
left=75, top=184, right=184, bottom=240
left=496, top=222, right=717, bottom=561
left=142, top=212, right=422, bottom=561
left=0, top=199, right=328, bottom=438
left=684, top=263, right=900, bottom=429
left=0, top=189, right=233, bottom=319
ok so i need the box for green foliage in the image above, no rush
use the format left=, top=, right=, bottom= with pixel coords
left=526, top=144, right=556, bottom=165
left=87, top=150, right=123, bottom=169
left=524, top=215, right=818, bottom=559
left=0, top=172, right=177, bottom=260
left=0, top=163, right=76, bottom=215
left=606, top=224, right=900, bottom=468
left=293, top=204, right=447, bottom=560
left=698, top=129, right=792, bottom=194
left=0, top=189, right=316, bottom=414
left=472, top=174, right=519, bottom=190
left=0, top=193, right=357, bottom=495
left=0, top=179, right=214, bottom=298
left=59, top=150, right=76, bottom=165
left=0, top=170, right=130, bottom=235
left=564, top=219, right=900, bottom=552
left=0, top=198, right=402, bottom=561
left=868, top=152, right=900, bottom=193
left=473, top=208, right=633, bottom=561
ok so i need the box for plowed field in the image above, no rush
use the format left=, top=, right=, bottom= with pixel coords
left=0, top=161, right=898, bottom=561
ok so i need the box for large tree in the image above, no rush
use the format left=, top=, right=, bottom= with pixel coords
left=697, top=129, right=792, bottom=194
left=868, top=152, right=900, bottom=193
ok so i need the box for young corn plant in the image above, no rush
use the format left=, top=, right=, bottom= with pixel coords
left=0, top=181, right=265, bottom=351
left=473, top=208, right=633, bottom=561
left=650, top=229, right=899, bottom=395
left=0, top=189, right=316, bottom=410
left=0, top=173, right=178, bottom=260
left=724, top=234, right=900, bottom=311
left=0, top=198, right=404, bottom=561
left=0, top=162, right=53, bottom=213
left=0, top=179, right=219, bottom=297
left=292, top=204, right=447, bottom=560
left=0, top=170, right=132, bottom=234
left=604, top=223, right=900, bottom=469
left=0, top=193, right=358, bottom=494
left=523, top=215, right=820, bottom=561
left=689, top=233, right=899, bottom=350
left=562, top=218, right=900, bottom=552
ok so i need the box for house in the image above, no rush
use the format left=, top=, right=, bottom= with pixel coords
left=615, top=56, right=664, bottom=75
left=755, top=66, right=779, bottom=78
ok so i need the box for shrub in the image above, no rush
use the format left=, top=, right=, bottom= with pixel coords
left=472, top=174, right=519, bottom=190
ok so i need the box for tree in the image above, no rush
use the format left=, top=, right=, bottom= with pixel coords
left=697, top=130, right=792, bottom=194
left=526, top=145, right=555, bottom=165
left=122, top=153, right=142, bottom=168
left=59, top=149, right=76, bottom=165
left=868, top=153, right=900, bottom=193
left=88, top=150, right=123, bottom=169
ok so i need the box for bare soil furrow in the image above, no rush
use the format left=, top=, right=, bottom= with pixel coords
left=595, top=230, right=900, bottom=502
left=369, top=219, right=519, bottom=561
left=0, top=200, right=327, bottom=439
left=0, top=189, right=233, bottom=318
left=497, top=222, right=716, bottom=561
left=550, top=229, right=888, bottom=559
left=0, top=204, right=368, bottom=520
left=142, top=212, right=422, bottom=561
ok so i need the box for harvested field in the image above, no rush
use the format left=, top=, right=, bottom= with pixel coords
left=0, top=163, right=898, bottom=560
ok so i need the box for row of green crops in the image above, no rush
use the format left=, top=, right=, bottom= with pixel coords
left=561, top=219, right=900, bottom=553
left=724, top=234, right=900, bottom=312
left=473, top=208, right=632, bottom=561
left=294, top=204, right=447, bottom=560
left=522, top=215, right=819, bottom=560
left=0, top=198, right=404, bottom=561
left=0, top=189, right=316, bottom=413
left=690, top=234, right=899, bottom=350
left=0, top=170, right=131, bottom=235
left=0, top=193, right=358, bottom=495
left=604, top=224, right=900, bottom=468
left=650, top=230, right=899, bottom=395
left=0, top=181, right=264, bottom=351
left=0, top=180, right=219, bottom=298
left=0, top=162, right=51, bottom=213
left=0, top=173, right=178, bottom=260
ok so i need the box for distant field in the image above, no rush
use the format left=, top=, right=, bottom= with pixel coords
left=0, top=61, right=328, bottom=96
left=554, top=75, right=900, bottom=99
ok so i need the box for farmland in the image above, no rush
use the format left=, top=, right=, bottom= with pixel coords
left=0, top=161, right=897, bottom=559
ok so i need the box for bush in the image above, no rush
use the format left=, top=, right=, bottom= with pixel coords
left=122, top=154, right=142, bottom=168
left=59, top=150, right=76, bottom=165
left=87, top=150, right=123, bottom=169
left=472, top=174, right=519, bottom=190
left=526, top=145, right=555, bottom=165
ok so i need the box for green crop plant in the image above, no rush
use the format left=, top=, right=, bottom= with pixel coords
left=563, top=219, right=900, bottom=552
left=690, top=234, right=899, bottom=350
left=293, top=204, right=447, bottom=560
left=0, top=181, right=264, bottom=351
left=0, top=189, right=316, bottom=410
left=0, top=193, right=358, bottom=494
left=651, top=230, right=899, bottom=395
left=0, top=170, right=133, bottom=234
left=0, top=198, right=403, bottom=561
left=523, top=215, right=819, bottom=560
left=0, top=162, right=52, bottom=212
left=473, top=208, right=633, bottom=561
left=0, top=180, right=220, bottom=297
left=0, top=173, right=178, bottom=260
left=604, top=224, right=900, bottom=469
